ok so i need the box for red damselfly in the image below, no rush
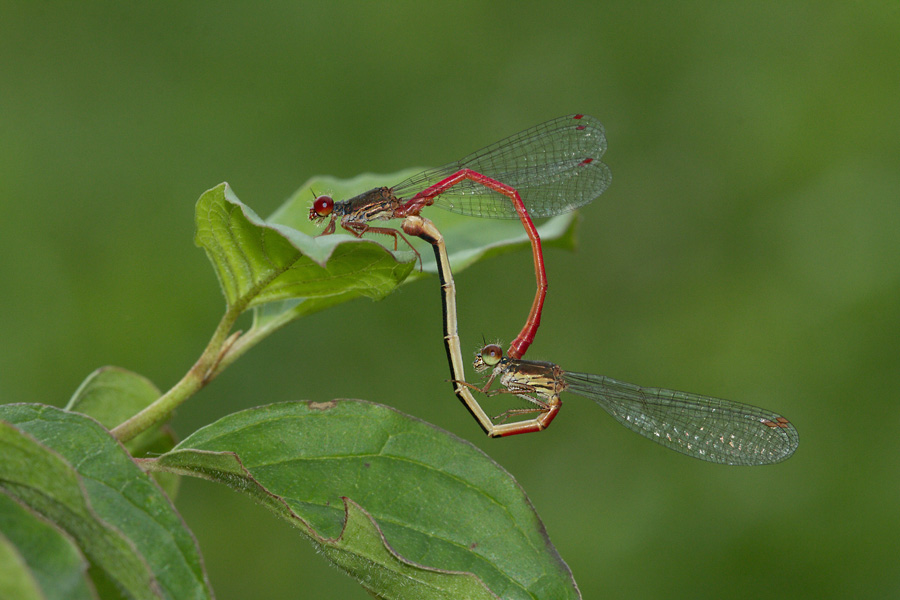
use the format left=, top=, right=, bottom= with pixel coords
left=312, top=114, right=611, bottom=358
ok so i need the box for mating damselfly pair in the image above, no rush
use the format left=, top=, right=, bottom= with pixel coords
left=311, top=114, right=798, bottom=466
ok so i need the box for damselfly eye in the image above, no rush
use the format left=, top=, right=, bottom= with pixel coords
left=480, top=344, right=504, bottom=366
left=310, top=195, right=334, bottom=218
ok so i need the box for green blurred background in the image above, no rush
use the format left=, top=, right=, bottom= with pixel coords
left=2, top=2, right=898, bottom=598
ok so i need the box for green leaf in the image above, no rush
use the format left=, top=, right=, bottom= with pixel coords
left=0, top=530, right=43, bottom=600
left=251, top=172, right=578, bottom=332
left=195, top=182, right=416, bottom=313
left=153, top=447, right=496, bottom=600
left=149, top=400, right=580, bottom=600
left=0, top=414, right=158, bottom=599
left=66, top=367, right=180, bottom=498
left=0, top=490, right=95, bottom=600
left=0, top=404, right=212, bottom=600
left=66, top=367, right=161, bottom=431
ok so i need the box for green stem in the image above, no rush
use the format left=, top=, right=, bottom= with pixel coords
left=111, top=305, right=242, bottom=443
left=206, top=292, right=355, bottom=380
left=207, top=310, right=293, bottom=379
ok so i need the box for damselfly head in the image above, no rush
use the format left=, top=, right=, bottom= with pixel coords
left=309, top=195, right=334, bottom=221
left=474, top=344, right=504, bottom=372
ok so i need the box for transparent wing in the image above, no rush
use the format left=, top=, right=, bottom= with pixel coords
left=563, top=371, right=799, bottom=465
left=390, top=114, right=612, bottom=219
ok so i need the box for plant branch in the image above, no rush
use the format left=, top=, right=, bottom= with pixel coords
left=111, top=305, right=242, bottom=443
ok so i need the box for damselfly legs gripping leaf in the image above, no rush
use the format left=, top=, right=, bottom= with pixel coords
left=312, top=114, right=611, bottom=358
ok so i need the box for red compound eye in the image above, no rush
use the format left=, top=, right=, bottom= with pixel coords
left=310, top=195, right=334, bottom=218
